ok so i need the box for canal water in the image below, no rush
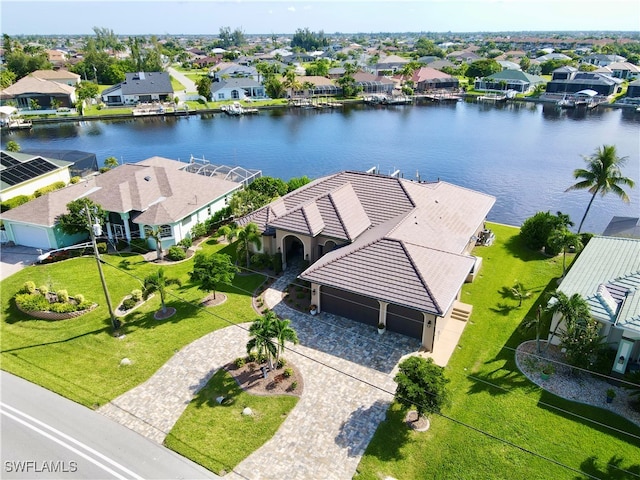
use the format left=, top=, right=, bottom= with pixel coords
left=3, top=100, right=639, bottom=233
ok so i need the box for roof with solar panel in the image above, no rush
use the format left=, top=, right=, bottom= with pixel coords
left=0, top=151, right=72, bottom=191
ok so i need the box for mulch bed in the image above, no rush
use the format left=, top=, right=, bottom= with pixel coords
left=200, top=293, right=228, bottom=308
left=405, top=410, right=430, bottom=431
left=224, top=359, right=303, bottom=397
left=154, top=307, right=177, bottom=320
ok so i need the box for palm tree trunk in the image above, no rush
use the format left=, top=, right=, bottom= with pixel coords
left=577, top=190, right=598, bottom=234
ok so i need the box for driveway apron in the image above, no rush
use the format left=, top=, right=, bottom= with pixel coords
left=99, top=270, right=421, bottom=479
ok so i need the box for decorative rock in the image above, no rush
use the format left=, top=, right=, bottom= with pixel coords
left=120, top=358, right=132, bottom=366
left=216, top=396, right=225, bottom=404
left=242, top=407, right=253, bottom=416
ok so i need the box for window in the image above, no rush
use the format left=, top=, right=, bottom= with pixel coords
left=160, top=225, right=172, bottom=238
left=218, top=93, right=224, bottom=100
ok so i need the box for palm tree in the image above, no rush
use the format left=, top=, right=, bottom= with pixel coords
left=236, top=223, right=262, bottom=268
left=246, top=312, right=278, bottom=371
left=547, top=227, right=583, bottom=277
left=544, top=291, right=590, bottom=353
left=271, top=315, right=299, bottom=364
left=566, top=145, right=635, bottom=234
left=510, top=281, right=532, bottom=307
left=283, top=69, right=301, bottom=99
left=144, top=267, right=181, bottom=314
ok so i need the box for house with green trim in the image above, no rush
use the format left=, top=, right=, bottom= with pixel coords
left=474, top=70, right=545, bottom=94
left=548, top=236, right=640, bottom=375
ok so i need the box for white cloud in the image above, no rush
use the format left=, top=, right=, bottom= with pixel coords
left=287, top=6, right=296, bottom=11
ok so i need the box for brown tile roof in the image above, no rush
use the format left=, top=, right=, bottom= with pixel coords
left=2, top=157, right=241, bottom=227
left=31, top=69, right=80, bottom=81
left=1, top=76, right=75, bottom=96
left=239, top=171, right=495, bottom=315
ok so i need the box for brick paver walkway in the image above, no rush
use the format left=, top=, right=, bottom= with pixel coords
left=99, top=270, right=421, bottom=479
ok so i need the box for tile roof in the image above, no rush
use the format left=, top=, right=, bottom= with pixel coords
left=120, top=72, right=173, bottom=96
left=1, top=75, right=75, bottom=96
left=558, top=236, right=640, bottom=332
left=2, top=157, right=241, bottom=227
left=31, top=69, right=80, bottom=81
left=239, top=171, right=494, bottom=315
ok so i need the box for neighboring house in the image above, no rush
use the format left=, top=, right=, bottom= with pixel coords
left=353, top=72, right=394, bottom=95
left=547, top=236, right=640, bottom=375
left=45, top=49, right=67, bottom=65
left=534, top=53, right=572, bottom=63
left=0, top=150, right=72, bottom=203
left=474, top=70, right=544, bottom=93
left=193, top=56, right=221, bottom=69
left=370, top=54, right=410, bottom=75
left=447, top=50, right=481, bottom=63
left=581, top=54, right=627, bottom=67
left=101, top=72, right=173, bottom=106
left=290, top=76, right=339, bottom=97
left=210, top=78, right=266, bottom=101
left=31, top=69, right=80, bottom=86
left=545, top=71, right=623, bottom=96
left=210, top=63, right=259, bottom=82
left=606, top=62, right=640, bottom=80
left=0, top=75, right=76, bottom=109
left=626, top=78, right=640, bottom=99
left=550, top=65, right=578, bottom=81
left=497, top=60, right=521, bottom=71
left=237, top=170, right=495, bottom=350
left=427, top=59, right=457, bottom=71
left=602, top=217, right=640, bottom=239
left=410, top=67, right=459, bottom=92
left=1, top=157, right=244, bottom=250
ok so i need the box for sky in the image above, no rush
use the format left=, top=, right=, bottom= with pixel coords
left=1, top=0, right=639, bottom=36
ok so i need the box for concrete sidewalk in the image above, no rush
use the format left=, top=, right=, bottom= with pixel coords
left=0, top=244, right=41, bottom=281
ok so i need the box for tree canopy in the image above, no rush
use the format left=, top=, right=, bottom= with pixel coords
left=394, top=356, right=449, bottom=419
left=466, top=59, right=502, bottom=79
left=190, top=252, right=238, bottom=299
left=291, top=28, right=329, bottom=51
left=56, top=198, right=106, bottom=235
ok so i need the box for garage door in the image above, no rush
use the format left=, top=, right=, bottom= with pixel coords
left=321, top=286, right=378, bottom=326
left=387, top=304, right=424, bottom=339
left=11, top=224, right=51, bottom=249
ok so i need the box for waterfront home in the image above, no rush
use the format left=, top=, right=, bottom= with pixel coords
left=0, top=150, right=72, bottom=203
left=237, top=170, right=495, bottom=350
left=547, top=236, right=640, bottom=375
left=581, top=54, right=627, bottom=67
left=370, top=54, right=410, bottom=75
left=211, top=78, right=266, bottom=101
left=31, top=69, right=80, bottom=86
left=604, top=62, right=640, bottom=80
left=101, top=72, right=173, bottom=106
left=545, top=71, right=623, bottom=97
left=1, top=157, right=243, bottom=251
left=0, top=75, right=76, bottom=109
left=474, top=70, right=544, bottom=94
left=410, top=67, right=460, bottom=92
left=626, top=78, right=640, bottom=100
left=209, top=63, right=259, bottom=82
left=353, top=72, right=395, bottom=95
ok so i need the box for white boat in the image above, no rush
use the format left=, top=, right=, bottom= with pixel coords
left=221, top=102, right=258, bottom=115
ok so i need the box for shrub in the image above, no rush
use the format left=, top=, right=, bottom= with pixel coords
left=272, top=252, right=283, bottom=274
left=167, top=245, right=186, bottom=261
left=191, top=222, right=207, bottom=239
left=1, top=194, right=33, bottom=212
left=34, top=181, right=66, bottom=198
left=70, top=176, right=81, bottom=184
left=289, top=381, right=298, bottom=391
left=77, top=300, right=94, bottom=310
left=116, top=239, right=128, bottom=251
left=277, top=358, right=287, bottom=369
left=178, top=236, right=192, bottom=249
left=131, top=289, right=143, bottom=301
left=74, top=294, right=85, bottom=304
left=121, top=297, right=138, bottom=311
left=235, top=357, right=246, bottom=368
left=22, top=281, right=36, bottom=294
left=15, top=293, right=50, bottom=312
left=96, top=242, right=107, bottom=254
left=38, top=285, right=49, bottom=295
left=56, top=289, right=69, bottom=303
left=248, top=351, right=260, bottom=363
left=283, top=367, right=293, bottom=378
left=49, top=302, right=76, bottom=313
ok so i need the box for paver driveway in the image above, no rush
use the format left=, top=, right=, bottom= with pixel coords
left=99, top=270, right=421, bottom=479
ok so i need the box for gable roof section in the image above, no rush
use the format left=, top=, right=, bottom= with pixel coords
left=120, top=72, right=173, bottom=95
left=1, top=75, right=75, bottom=96
left=558, top=236, right=640, bottom=331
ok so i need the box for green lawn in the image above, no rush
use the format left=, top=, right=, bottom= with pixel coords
left=355, top=223, right=640, bottom=480
left=0, top=240, right=264, bottom=408
left=164, top=369, right=298, bottom=475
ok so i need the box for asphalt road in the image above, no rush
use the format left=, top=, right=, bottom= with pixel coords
left=1, top=372, right=219, bottom=480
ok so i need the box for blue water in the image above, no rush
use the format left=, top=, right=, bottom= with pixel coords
left=3, top=101, right=639, bottom=233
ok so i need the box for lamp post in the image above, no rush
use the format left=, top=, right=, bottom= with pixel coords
left=85, top=208, right=119, bottom=333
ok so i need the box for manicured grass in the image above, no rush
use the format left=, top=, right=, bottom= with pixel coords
left=164, top=369, right=298, bottom=475
left=169, top=75, right=185, bottom=92
left=83, top=105, right=133, bottom=116
left=355, top=223, right=640, bottom=480
left=0, top=240, right=264, bottom=408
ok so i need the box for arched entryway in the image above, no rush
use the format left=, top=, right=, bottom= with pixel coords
left=282, top=235, right=305, bottom=270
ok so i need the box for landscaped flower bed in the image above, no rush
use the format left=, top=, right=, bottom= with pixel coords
left=14, top=281, right=96, bottom=320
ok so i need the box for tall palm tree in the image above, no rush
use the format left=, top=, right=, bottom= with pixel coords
left=246, top=312, right=278, bottom=370
left=566, top=145, right=635, bottom=234
left=544, top=291, right=590, bottom=353
left=283, top=69, right=301, bottom=98
left=236, top=222, right=262, bottom=268
left=144, top=267, right=181, bottom=314
left=272, top=315, right=299, bottom=364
